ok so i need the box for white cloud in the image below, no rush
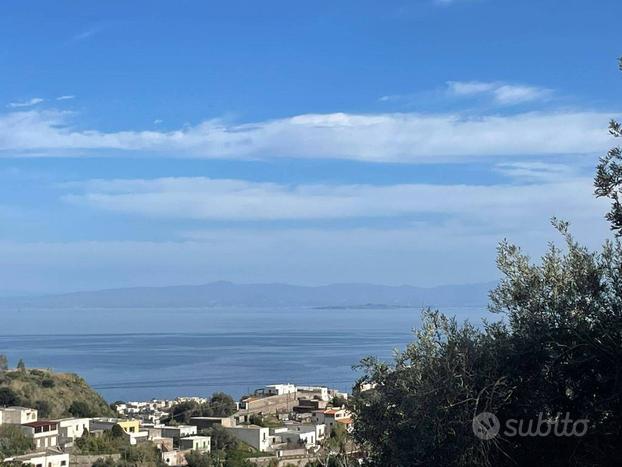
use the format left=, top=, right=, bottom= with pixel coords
left=446, top=81, right=552, bottom=105
left=7, top=98, right=44, bottom=108
left=434, top=0, right=472, bottom=5
left=56, top=95, right=75, bottom=101
left=2, top=170, right=612, bottom=292
left=71, top=26, right=103, bottom=42
left=446, top=81, right=497, bottom=96
left=0, top=109, right=612, bottom=162
left=62, top=175, right=605, bottom=225
left=494, top=161, right=580, bottom=182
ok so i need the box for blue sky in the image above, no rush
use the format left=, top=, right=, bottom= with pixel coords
left=0, top=0, right=620, bottom=294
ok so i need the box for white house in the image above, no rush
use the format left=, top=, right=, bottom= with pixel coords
left=226, top=425, right=271, bottom=452
left=4, top=448, right=68, bottom=467
left=263, top=384, right=297, bottom=396
left=56, top=417, right=90, bottom=448
left=179, top=435, right=211, bottom=452
left=273, top=426, right=318, bottom=448
left=297, top=386, right=329, bottom=401
left=0, top=406, right=38, bottom=425
left=20, top=421, right=59, bottom=450
left=89, top=418, right=148, bottom=445
left=160, top=424, right=197, bottom=439
left=311, top=409, right=352, bottom=434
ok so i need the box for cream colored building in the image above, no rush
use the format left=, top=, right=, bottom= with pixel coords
left=0, top=406, right=38, bottom=424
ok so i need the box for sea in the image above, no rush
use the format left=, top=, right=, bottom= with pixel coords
left=0, top=306, right=488, bottom=402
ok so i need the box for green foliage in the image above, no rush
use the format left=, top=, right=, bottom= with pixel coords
left=0, top=355, right=7, bottom=371
left=0, top=425, right=35, bottom=458
left=351, top=58, right=622, bottom=467
left=16, top=360, right=25, bottom=372
left=110, top=424, right=126, bottom=439
left=40, top=378, right=55, bottom=388
left=209, top=392, right=238, bottom=417
left=165, top=392, right=237, bottom=424
left=201, top=425, right=239, bottom=452
left=69, top=400, right=98, bottom=417
left=90, top=443, right=163, bottom=467
left=222, top=448, right=254, bottom=467
left=75, top=428, right=128, bottom=455
left=34, top=399, right=52, bottom=418
left=352, top=221, right=622, bottom=466
left=185, top=442, right=261, bottom=467
left=186, top=450, right=216, bottom=467
left=595, top=57, right=622, bottom=235
left=331, top=395, right=348, bottom=408
left=0, top=387, right=20, bottom=406
left=247, top=413, right=282, bottom=428
left=92, top=458, right=117, bottom=467
left=118, top=442, right=162, bottom=465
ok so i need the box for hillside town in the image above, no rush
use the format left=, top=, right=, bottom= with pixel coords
left=0, top=382, right=359, bottom=467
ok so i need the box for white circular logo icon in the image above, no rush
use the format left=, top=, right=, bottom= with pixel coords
left=472, top=412, right=500, bottom=440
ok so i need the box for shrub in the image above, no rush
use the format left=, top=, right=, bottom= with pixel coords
left=41, top=378, right=55, bottom=388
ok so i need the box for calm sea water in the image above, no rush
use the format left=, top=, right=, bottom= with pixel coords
left=0, top=307, right=487, bottom=401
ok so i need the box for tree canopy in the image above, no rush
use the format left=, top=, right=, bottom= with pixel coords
left=164, top=393, right=237, bottom=424
left=351, top=59, right=622, bottom=467
left=595, top=57, right=622, bottom=234
left=0, top=425, right=35, bottom=459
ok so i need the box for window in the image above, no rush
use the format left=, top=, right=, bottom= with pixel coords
left=61, top=461, right=67, bottom=466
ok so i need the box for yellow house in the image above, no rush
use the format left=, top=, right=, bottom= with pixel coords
left=116, top=419, right=140, bottom=434
left=90, top=418, right=140, bottom=434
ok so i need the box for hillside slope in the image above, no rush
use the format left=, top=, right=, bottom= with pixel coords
left=0, top=368, right=115, bottom=419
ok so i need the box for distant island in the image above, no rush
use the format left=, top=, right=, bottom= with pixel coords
left=0, top=280, right=496, bottom=309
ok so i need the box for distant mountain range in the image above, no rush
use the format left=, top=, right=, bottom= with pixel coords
left=0, top=281, right=496, bottom=309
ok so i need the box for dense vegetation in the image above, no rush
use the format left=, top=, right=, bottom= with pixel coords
left=90, top=442, right=165, bottom=467
left=350, top=60, right=622, bottom=467
left=0, top=425, right=35, bottom=459
left=77, top=427, right=167, bottom=467
left=0, top=364, right=115, bottom=419
left=163, top=392, right=237, bottom=424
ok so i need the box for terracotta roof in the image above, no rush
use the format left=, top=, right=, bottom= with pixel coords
left=336, top=418, right=353, bottom=425
left=22, top=420, right=58, bottom=428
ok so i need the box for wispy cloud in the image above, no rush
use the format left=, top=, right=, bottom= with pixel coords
left=71, top=25, right=104, bottom=42
left=7, top=98, right=44, bottom=108
left=62, top=174, right=603, bottom=223
left=434, top=0, right=476, bottom=6
left=56, top=95, right=75, bottom=101
left=495, top=161, right=580, bottom=183
left=446, top=80, right=552, bottom=105
left=0, top=109, right=611, bottom=162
